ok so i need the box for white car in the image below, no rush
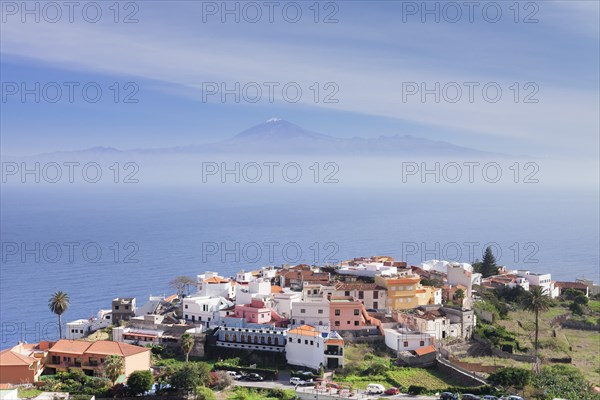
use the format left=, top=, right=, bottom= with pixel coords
left=226, top=371, right=243, bottom=380
left=290, top=377, right=306, bottom=386
left=366, top=384, right=385, bottom=394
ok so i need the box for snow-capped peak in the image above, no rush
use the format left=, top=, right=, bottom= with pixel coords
left=266, top=117, right=282, bottom=123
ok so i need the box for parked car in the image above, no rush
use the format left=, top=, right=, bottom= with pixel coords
left=290, top=377, right=305, bottom=386
left=366, top=384, right=385, bottom=394
left=482, top=396, right=499, bottom=400
left=384, top=387, right=399, bottom=395
left=463, top=395, right=481, bottom=400
left=503, top=396, right=524, bottom=400
left=246, top=373, right=264, bottom=381
left=440, top=393, right=459, bottom=400
left=226, top=371, right=243, bottom=380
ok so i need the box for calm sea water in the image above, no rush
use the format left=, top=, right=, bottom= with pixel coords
left=1, top=185, right=598, bottom=348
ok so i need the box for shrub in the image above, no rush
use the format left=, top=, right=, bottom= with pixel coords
left=127, top=370, right=154, bottom=396
left=210, top=370, right=233, bottom=391
left=488, top=367, right=531, bottom=389
left=196, top=386, right=216, bottom=400
left=407, top=385, right=425, bottom=395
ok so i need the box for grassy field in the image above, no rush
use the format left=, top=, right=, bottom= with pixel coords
left=493, top=306, right=600, bottom=384
left=17, top=388, right=43, bottom=399
left=336, top=343, right=469, bottom=391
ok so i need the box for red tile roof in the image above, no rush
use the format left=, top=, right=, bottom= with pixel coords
left=555, top=281, right=588, bottom=290
left=414, top=345, right=436, bottom=356
left=0, top=349, right=35, bottom=366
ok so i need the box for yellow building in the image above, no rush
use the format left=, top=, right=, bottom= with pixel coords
left=375, top=273, right=438, bottom=311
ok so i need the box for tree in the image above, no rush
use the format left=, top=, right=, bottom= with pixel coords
left=480, top=246, right=499, bottom=278
left=170, top=362, right=211, bottom=396
left=532, top=365, right=597, bottom=400
left=170, top=276, right=196, bottom=298
left=453, top=288, right=465, bottom=306
left=103, top=355, right=125, bottom=385
left=127, top=370, right=154, bottom=396
left=48, top=291, right=70, bottom=339
left=521, top=285, right=551, bottom=368
left=487, top=367, right=531, bottom=390
left=180, top=333, right=195, bottom=362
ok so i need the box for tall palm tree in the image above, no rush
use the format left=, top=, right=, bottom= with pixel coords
left=103, top=355, right=125, bottom=385
left=180, top=332, right=195, bottom=362
left=48, top=291, right=70, bottom=339
left=522, top=285, right=551, bottom=369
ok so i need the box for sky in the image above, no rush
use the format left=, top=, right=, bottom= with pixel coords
left=1, top=1, right=599, bottom=158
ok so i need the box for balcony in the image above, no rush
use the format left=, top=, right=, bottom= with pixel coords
left=324, top=350, right=343, bottom=356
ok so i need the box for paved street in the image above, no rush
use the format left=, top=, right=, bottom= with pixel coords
left=232, top=379, right=438, bottom=400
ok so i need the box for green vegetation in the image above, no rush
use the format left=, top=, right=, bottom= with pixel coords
left=336, top=344, right=480, bottom=393
left=170, top=361, right=212, bottom=396
left=226, top=387, right=297, bottom=400
left=38, top=370, right=112, bottom=396
left=48, top=290, right=70, bottom=338
left=16, top=388, right=43, bottom=399
left=487, top=367, right=531, bottom=390
left=473, top=246, right=499, bottom=278
left=103, top=354, right=125, bottom=385
left=521, top=286, right=552, bottom=363
left=126, top=370, right=154, bottom=396
left=180, top=332, right=195, bottom=362
left=529, top=365, right=600, bottom=400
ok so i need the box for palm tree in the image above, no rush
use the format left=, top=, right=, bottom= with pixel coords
left=48, top=291, right=70, bottom=339
left=522, top=286, right=551, bottom=369
left=103, top=354, right=125, bottom=385
left=180, top=333, right=195, bottom=362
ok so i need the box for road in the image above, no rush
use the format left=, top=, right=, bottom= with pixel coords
left=232, top=378, right=438, bottom=400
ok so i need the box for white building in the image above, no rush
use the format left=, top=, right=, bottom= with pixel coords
left=394, top=306, right=476, bottom=340
left=215, top=318, right=287, bottom=353
left=271, top=292, right=302, bottom=319
left=516, top=270, right=558, bottom=298
left=384, top=327, right=435, bottom=352
left=290, top=285, right=332, bottom=327
left=196, top=272, right=234, bottom=299
left=236, top=270, right=255, bottom=283
left=447, top=263, right=477, bottom=305
left=286, top=325, right=345, bottom=370
left=235, top=279, right=271, bottom=305
left=337, top=262, right=398, bottom=278
left=137, top=296, right=166, bottom=316
left=333, top=282, right=387, bottom=311
left=66, top=310, right=112, bottom=340
left=419, top=260, right=451, bottom=274
left=182, top=295, right=234, bottom=327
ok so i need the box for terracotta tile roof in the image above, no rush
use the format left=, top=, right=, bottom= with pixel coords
left=204, top=277, right=230, bottom=284
left=325, top=339, right=344, bottom=345
left=49, top=339, right=92, bottom=355
left=288, top=325, right=320, bottom=337
left=414, top=345, right=436, bottom=356
left=0, top=349, right=35, bottom=366
left=0, top=383, right=15, bottom=389
left=164, top=294, right=178, bottom=302
left=555, top=281, right=588, bottom=290
left=271, top=285, right=284, bottom=293
left=86, top=341, right=150, bottom=357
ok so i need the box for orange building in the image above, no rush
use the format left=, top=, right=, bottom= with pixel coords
left=45, top=339, right=150, bottom=379
left=0, top=343, right=46, bottom=384
left=375, top=273, right=439, bottom=311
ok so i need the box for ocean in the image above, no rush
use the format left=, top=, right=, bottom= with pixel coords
left=1, top=184, right=598, bottom=348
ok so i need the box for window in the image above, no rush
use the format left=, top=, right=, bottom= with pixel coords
left=335, top=309, right=340, bottom=316
left=185, top=305, right=188, bottom=309
left=353, top=309, right=360, bottom=315
left=301, top=309, right=306, bottom=313
left=335, top=321, right=340, bottom=326
left=373, top=291, right=379, bottom=299
left=420, top=340, right=425, bottom=346
left=125, top=306, right=129, bottom=310
left=274, top=337, right=279, bottom=345
left=404, top=341, right=409, bottom=347
left=185, top=314, right=188, bottom=319
left=310, top=341, right=313, bottom=345
left=354, top=321, right=359, bottom=326
left=114, top=305, right=119, bottom=310
left=358, top=291, right=364, bottom=299
left=345, top=291, right=350, bottom=296
left=268, top=337, right=272, bottom=344
left=318, top=309, right=323, bottom=314
left=298, top=338, right=301, bottom=343
left=390, top=286, right=396, bottom=291
left=305, top=340, right=308, bottom=344
left=373, top=302, right=378, bottom=309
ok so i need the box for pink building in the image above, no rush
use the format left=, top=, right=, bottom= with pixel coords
left=233, top=299, right=288, bottom=327
left=328, top=296, right=383, bottom=334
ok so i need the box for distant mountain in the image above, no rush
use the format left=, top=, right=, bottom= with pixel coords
left=26, top=118, right=499, bottom=158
